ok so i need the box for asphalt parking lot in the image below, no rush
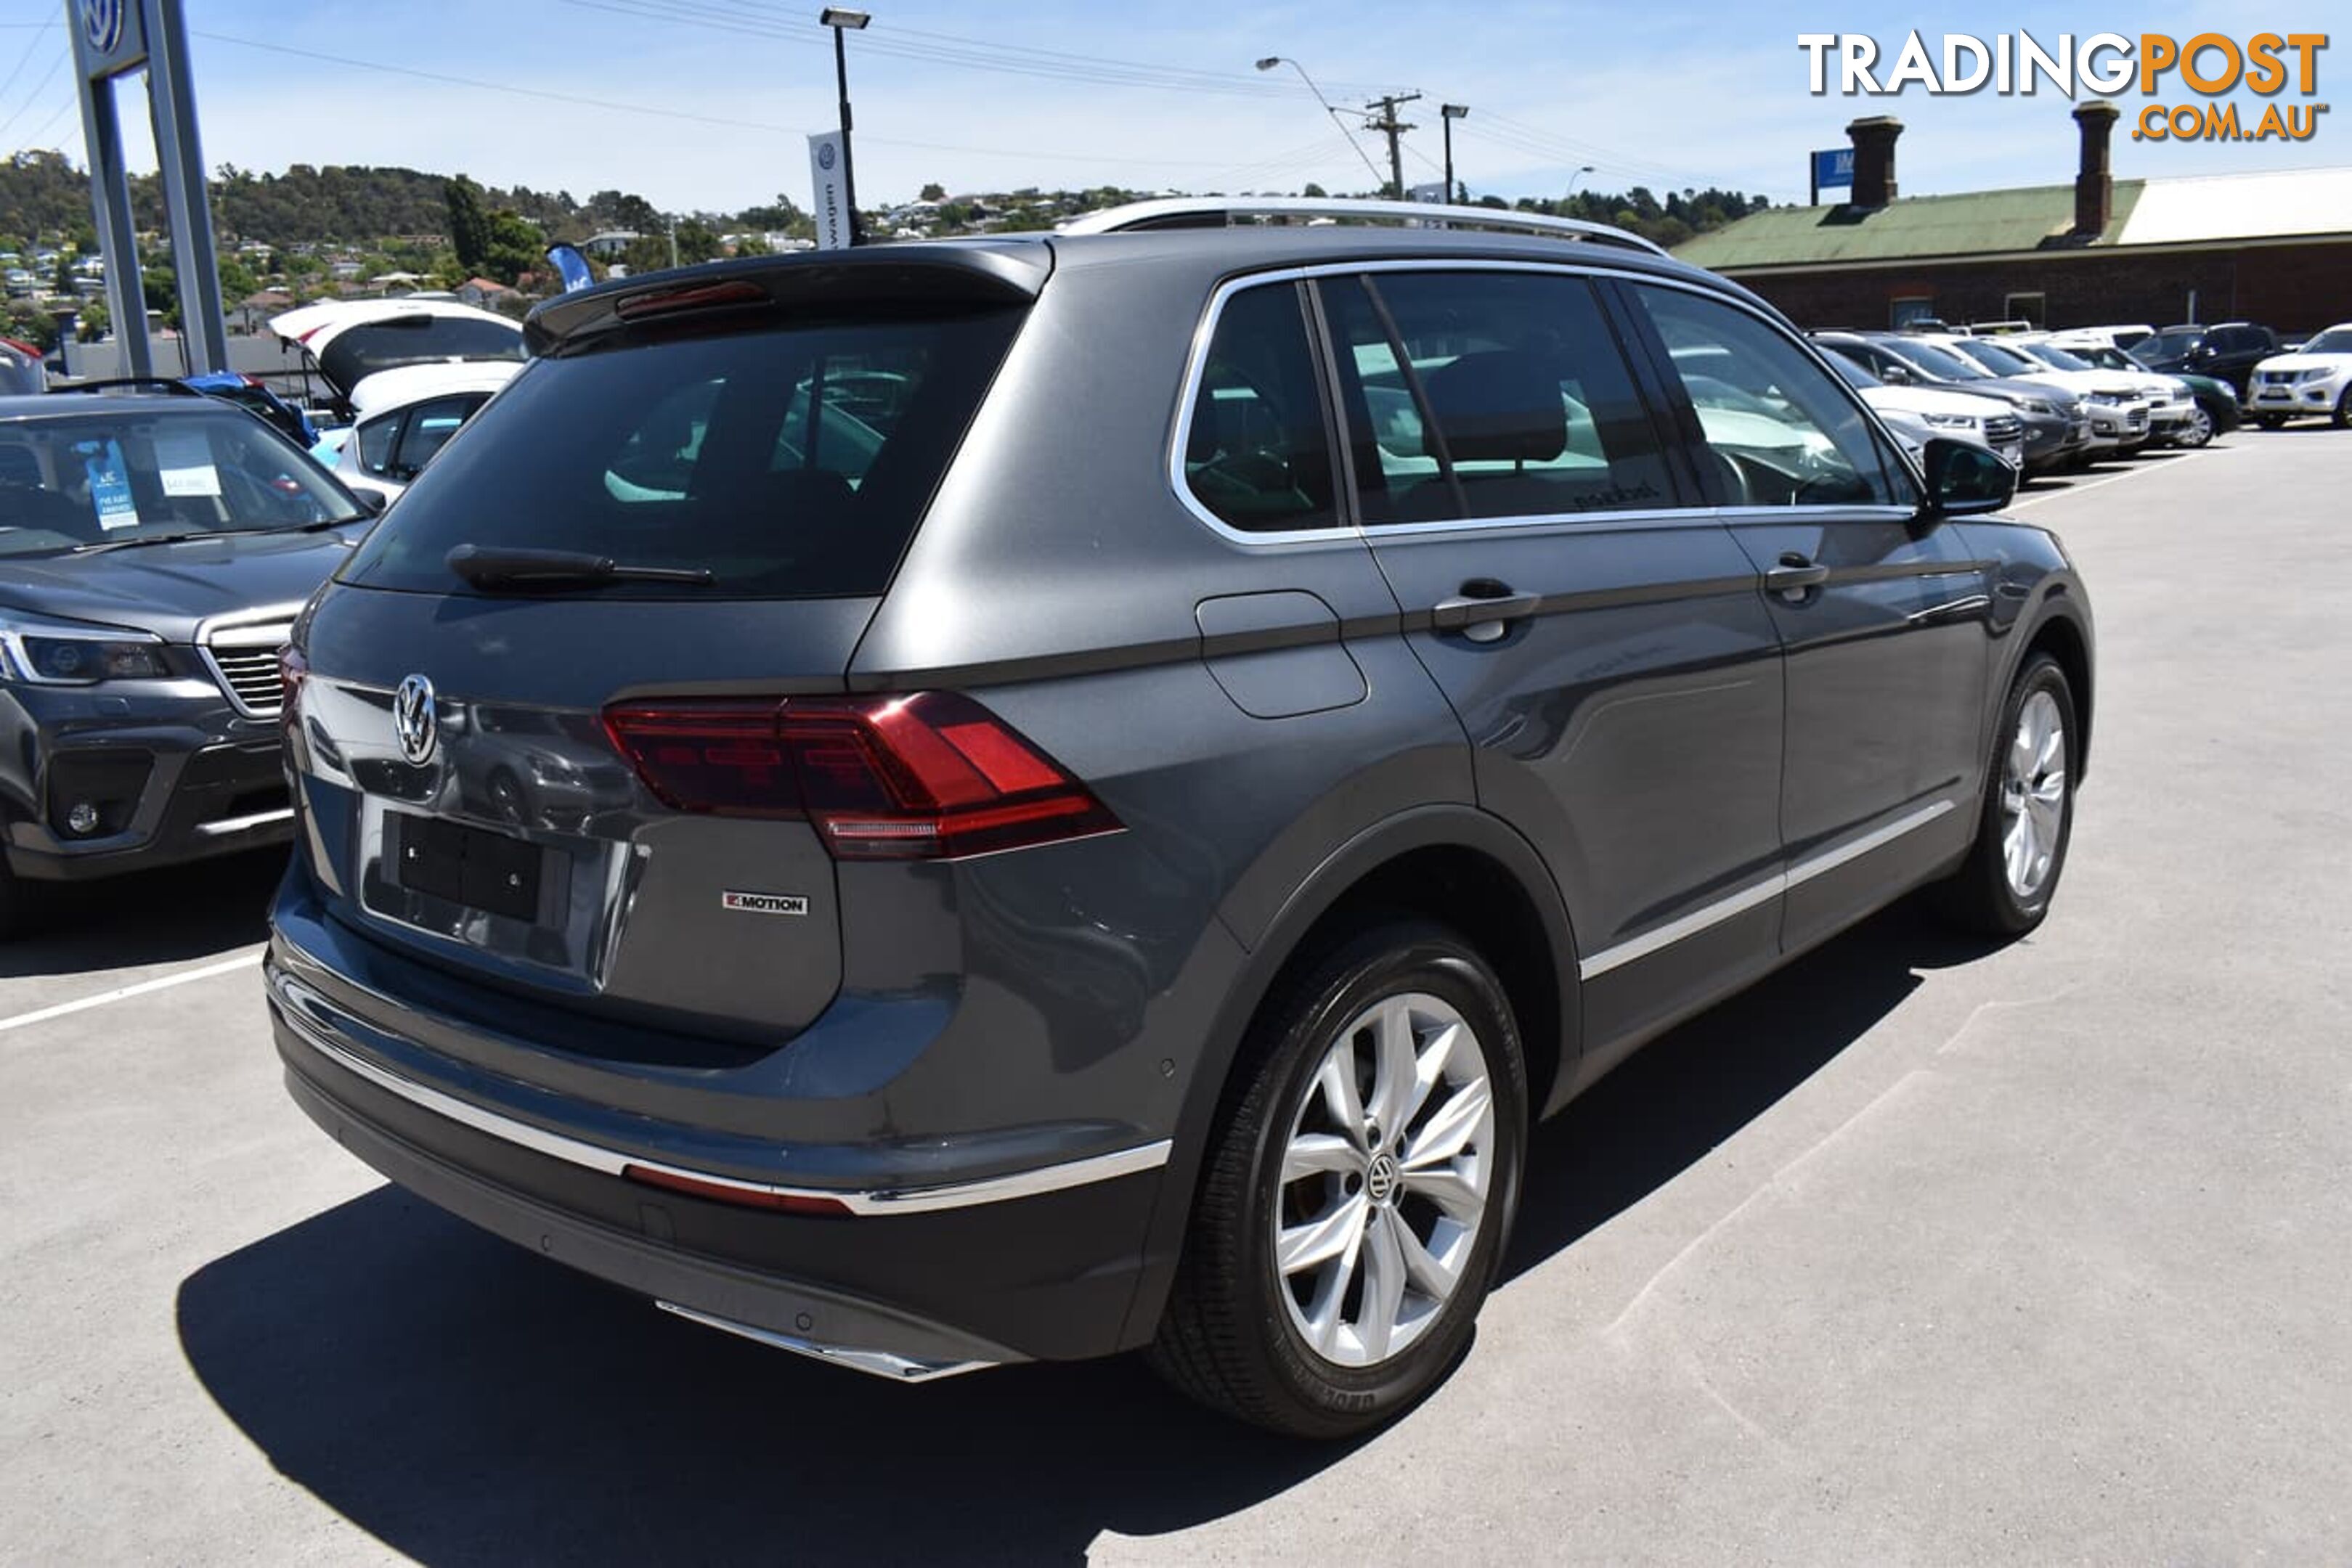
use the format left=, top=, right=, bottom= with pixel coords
left=4, top=429, right=2348, bottom=1565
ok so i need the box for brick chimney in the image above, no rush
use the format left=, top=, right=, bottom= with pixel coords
left=2072, top=99, right=2120, bottom=237
left=1845, top=115, right=1903, bottom=208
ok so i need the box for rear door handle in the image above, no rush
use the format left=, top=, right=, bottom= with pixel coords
left=1765, top=553, right=1830, bottom=599
left=1431, top=587, right=1543, bottom=643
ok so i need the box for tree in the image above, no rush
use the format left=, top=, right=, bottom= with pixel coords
left=1301, top=182, right=1327, bottom=199
left=481, top=210, right=543, bottom=285
left=672, top=218, right=722, bottom=265
left=443, top=174, right=492, bottom=271
left=919, top=181, right=946, bottom=203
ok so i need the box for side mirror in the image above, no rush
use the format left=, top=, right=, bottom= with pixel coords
left=1879, top=362, right=1912, bottom=385
left=1922, top=437, right=2016, bottom=516
left=352, top=488, right=388, bottom=515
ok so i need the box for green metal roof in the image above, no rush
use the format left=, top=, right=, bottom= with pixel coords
left=1674, top=180, right=2144, bottom=271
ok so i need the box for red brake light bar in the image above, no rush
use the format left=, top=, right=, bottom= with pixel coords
left=603, top=692, right=1121, bottom=860
left=612, top=279, right=770, bottom=321
left=622, top=1162, right=853, bottom=1216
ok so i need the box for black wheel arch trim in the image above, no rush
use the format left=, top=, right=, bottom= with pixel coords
left=1115, top=801, right=1582, bottom=1350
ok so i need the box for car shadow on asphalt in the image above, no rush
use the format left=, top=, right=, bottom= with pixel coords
left=174, top=895, right=2004, bottom=1566
left=2, top=849, right=284, bottom=980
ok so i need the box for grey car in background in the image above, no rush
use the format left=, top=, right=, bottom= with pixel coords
left=1814, top=331, right=2088, bottom=474
left=266, top=200, right=2093, bottom=1437
left=0, top=392, right=379, bottom=931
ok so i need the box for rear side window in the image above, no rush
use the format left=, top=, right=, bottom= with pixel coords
left=1322, top=270, right=1673, bottom=524
left=1181, top=284, right=1338, bottom=533
left=388, top=393, right=490, bottom=478
left=343, top=305, right=1025, bottom=598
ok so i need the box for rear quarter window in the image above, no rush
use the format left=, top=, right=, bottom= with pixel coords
left=341, top=304, right=1025, bottom=598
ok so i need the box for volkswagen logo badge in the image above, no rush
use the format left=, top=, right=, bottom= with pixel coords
left=392, top=674, right=439, bottom=766
left=80, top=0, right=124, bottom=53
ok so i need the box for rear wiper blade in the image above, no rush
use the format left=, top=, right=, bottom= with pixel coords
left=445, top=544, right=715, bottom=590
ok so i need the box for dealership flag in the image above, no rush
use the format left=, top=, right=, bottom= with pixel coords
left=809, top=132, right=851, bottom=251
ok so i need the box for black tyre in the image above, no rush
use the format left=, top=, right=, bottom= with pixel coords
left=1940, top=653, right=2078, bottom=937
left=2178, top=401, right=2216, bottom=448
left=1149, top=918, right=1528, bottom=1438
left=2334, top=388, right=2351, bottom=430
left=2255, top=413, right=2287, bottom=430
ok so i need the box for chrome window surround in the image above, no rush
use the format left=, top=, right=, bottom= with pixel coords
left=1165, top=260, right=1929, bottom=549
left=195, top=600, right=306, bottom=719
left=269, top=967, right=1173, bottom=1216
left=1577, top=797, right=1958, bottom=981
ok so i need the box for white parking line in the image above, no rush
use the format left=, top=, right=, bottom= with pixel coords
left=2009, top=446, right=2236, bottom=511
left=0, top=949, right=263, bottom=1034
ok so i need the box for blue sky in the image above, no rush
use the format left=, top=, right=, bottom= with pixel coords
left=0, top=1, right=2337, bottom=214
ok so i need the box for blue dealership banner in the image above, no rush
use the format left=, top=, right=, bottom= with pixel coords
left=1811, top=146, right=1855, bottom=193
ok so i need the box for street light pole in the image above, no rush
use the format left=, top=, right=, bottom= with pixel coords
left=1564, top=164, right=1595, bottom=211
left=1255, top=57, right=1390, bottom=195
left=1440, top=103, right=1468, bottom=203
left=821, top=8, right=871, bottom=244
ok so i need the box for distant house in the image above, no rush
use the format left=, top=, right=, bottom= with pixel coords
left=457, top=277, right=518, bottom=309
left=328, top=260, right=363, bottom=281
left=581, top=231, right=640, bottom=259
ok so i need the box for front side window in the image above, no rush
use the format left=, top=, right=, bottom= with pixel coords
left=354, top=412, right=400, bottom=476
left=1632, top=285, right=1904, bottom=509
left=1179, top=284, right=1337, bottom=534
left=1323, top=269, right=1672, bottom=524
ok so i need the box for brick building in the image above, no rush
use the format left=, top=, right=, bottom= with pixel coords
left=1675, top=105, right=2352, bottom=336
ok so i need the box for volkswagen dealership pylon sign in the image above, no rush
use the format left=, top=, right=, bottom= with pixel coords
left=68, top=0, right=227, bottom=376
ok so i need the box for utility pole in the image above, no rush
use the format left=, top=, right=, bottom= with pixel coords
left=1363, top=91, right=1421, bottom=200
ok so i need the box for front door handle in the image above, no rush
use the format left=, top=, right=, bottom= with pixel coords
left=1432, top=585, right=1543, bottom=643
left=1765, top=552, right=1830, bottom=600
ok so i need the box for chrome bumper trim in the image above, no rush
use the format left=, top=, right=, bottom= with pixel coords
left=194, top=806, right=296, bottom=838
left=655, top=1299, right=995, bottom=1382
left=269, top=968, right=1173, bottom=1215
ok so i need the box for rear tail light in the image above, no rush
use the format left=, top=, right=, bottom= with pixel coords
left=603, top=693, right=1120, bottom=860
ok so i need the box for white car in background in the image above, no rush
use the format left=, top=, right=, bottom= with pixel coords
left=2006, top=338, right=2197, bottom=445
left=1920, top=333, right=2156, bottom=455
left=2245, top=324, right=2352, bottom=428
left=269, top=297, right=524, bottom=420
left=1821, top=349, right=2025, bottom=469
left=327, top=361, right=524, bottom=505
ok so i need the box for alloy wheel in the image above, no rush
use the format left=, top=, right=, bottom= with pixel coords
left=1271, top=992, right=1494, bottom=1368
left=1999, top=689, right=2067, bottom=900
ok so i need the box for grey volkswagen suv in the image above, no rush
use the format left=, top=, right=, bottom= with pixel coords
left=264, top=200, right=2092, bottom=1437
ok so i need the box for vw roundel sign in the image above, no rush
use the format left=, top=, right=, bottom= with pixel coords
left=80, top=0, right=125, bottom=54
left=817, top=142, right=837, bottom=171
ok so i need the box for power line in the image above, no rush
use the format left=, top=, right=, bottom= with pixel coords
left=184, top=29, right=1346, bottom=179
left=0, top=11, right=54, bottom=115
left=0, top=46, right=65, bottom=142
left=563, top=0, right=1409, bottom=102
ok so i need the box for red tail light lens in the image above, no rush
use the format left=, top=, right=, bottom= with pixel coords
left=603, top=693, right=1120, bottom=860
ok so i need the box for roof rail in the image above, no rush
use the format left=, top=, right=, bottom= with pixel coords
left=1058, top=197, right=1669, bottom=257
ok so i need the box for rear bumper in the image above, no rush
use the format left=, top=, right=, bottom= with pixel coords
left=266, top=947, right=1173, bottom=1372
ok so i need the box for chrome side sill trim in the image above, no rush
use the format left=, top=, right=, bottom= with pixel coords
left=270, top=969, right=1172, bottom=1215
left=654, top=1300, right=996, bottom=1383
left=194, top=807, right=296, bottom=838
left=1577, top=798, right=1960, bottom=981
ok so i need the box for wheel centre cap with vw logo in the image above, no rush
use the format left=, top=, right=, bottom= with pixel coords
left=1364, top=1151, right=1400, bottom=1205
left=393, top=674, right=439, bottom=765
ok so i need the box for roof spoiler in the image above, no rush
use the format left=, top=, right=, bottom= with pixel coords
left=524, top=245, right=1053, bottom=356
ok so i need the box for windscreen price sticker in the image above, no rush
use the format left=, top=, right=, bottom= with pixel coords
left=83, top=440, right=139, bottom=530
left=152, top=427, right=223, bottom=498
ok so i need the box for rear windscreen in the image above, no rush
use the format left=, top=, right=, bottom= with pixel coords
left=340, top=304, right=1026, bottom=598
